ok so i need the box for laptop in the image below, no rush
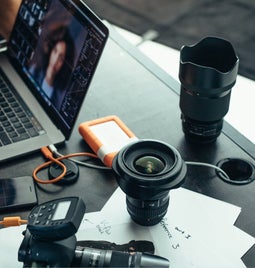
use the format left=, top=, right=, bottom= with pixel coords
left=0, top=0, right=108, bottom=162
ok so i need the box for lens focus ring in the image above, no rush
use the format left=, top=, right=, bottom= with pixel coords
left=126, top=196, right=169, bottom=226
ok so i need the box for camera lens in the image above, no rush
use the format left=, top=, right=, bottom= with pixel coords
left=134, top=156, right=165, bottom=174
left=179, top=36, right=239, bottom=143
left=72, top=247, right=170, bottom=268
left=112, top=139, right=186, bottom=226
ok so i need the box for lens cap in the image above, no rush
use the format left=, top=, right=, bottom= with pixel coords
left=49, top=159, right=79, bottom=185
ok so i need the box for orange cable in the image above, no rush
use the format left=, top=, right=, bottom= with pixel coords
left=33, top=149, right=98, bottom=184
left=0, top=216, right=28, bottom=227
left=33, top=147, right=67, bottom=184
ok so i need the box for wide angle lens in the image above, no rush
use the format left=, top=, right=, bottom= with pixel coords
left=112, top=139, right=186, bottom=226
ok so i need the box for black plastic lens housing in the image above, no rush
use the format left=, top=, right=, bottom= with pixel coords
left=179, top=36, right=239, bottom=143
left=112, top=139, right=187, bottom=226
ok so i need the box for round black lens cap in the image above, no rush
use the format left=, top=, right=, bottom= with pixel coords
left=48, top=159, right=79, bottom=185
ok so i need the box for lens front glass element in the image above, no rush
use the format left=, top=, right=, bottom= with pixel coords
left=134, top=156, right=165, bottom=175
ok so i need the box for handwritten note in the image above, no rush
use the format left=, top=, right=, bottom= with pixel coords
left=77, top=187, right=254, bottom=268
left=0, top=187, right=254, bottom=268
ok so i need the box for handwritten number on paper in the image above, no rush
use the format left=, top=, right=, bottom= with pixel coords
left=175, top=226, right=192, bottom=239
left=160, top=218, right=192, bottom=250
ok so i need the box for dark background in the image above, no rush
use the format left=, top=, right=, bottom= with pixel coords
left=83, top=0, right=255, bottom=81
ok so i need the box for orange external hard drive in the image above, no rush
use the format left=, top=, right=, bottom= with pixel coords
left=79, top=115, right=138, bottom=167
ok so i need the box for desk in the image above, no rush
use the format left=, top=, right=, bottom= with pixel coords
left=1, top=25, right=255, bottom=267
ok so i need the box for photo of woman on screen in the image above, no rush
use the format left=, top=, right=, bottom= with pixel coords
left=29, top=24, right=75, bottom=109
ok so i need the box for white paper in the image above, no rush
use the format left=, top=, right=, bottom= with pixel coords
left=79, top=187, right=254, bottom=268
left=171, top=187, right=241, bottom=226
left=0, top=187, right=254, bottom=268
left=0, top=225, right=25, bottom=267
left=77, top=210, right=246, bottom=268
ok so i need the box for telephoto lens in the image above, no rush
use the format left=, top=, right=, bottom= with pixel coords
left=179, top=36, right=239, bottom=143
left=72, top=247, right=170, bottom=268
left=112, top=139, right=187, bottom=226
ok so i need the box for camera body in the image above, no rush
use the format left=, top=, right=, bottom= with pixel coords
left=18, top=197, right=170, bottom=268
left=19, top=229, right=77, bottom=267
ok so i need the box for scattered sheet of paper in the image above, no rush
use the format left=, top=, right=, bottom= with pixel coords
left=78, top=187, right=254, bottom=268
left=0, top=187, right=254, bottom=267
left=0, top=225, right=25, bottom=267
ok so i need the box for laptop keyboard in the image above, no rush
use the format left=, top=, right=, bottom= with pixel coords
left=0, top=70, right=45, bottom=146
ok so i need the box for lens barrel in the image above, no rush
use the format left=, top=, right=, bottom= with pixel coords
left=72, top=247, right=170, bottom=268
left=112, top=139, right=186, bottom=226
left=179, top=36, right=239, bottom=143
left=126, top=194, right=170, bottom=226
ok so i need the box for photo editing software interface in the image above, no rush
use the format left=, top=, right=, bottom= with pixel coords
left=9, top=0, right=107, bottom=132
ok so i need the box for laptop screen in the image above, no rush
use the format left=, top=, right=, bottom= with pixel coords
left=8, top=0, right=108, bottom=138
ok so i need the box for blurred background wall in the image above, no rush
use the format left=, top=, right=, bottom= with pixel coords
left=83, top=0, right=255, bottom=81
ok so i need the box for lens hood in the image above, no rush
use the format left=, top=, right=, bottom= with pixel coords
left=179, top=36, right=239, bottom=94
left=112, top=139, right=186, bottom=200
